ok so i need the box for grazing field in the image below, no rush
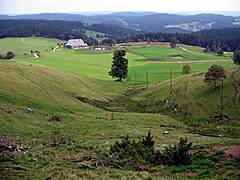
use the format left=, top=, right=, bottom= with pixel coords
left=180, top=44, right=205, bottom=53
left=129, top=65, right=240, bottom=137
left=1, top=37, right=239, bottom=179
left=0, top=37, right=63, bottom=55
left=0, top=61, right=239, bottom=179
left=128, top=46, right=231, bottom=62
left=85, top=30, right=108, bottom=41
left=0, top=37, right=233, bottom=84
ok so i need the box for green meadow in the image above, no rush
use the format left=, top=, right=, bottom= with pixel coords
left=85, top=30, right=108, bottom=41
left=0, top=37, right=239, bottom=179
left=0, top=37, right=233, bottom=84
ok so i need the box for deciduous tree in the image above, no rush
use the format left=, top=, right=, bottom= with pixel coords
left=204, top=64, right=226, bottom=89
left=182, top=64, right=191, bottom=74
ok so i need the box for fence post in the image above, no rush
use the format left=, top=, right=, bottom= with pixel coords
left=146, top=72, right=149, bottom=89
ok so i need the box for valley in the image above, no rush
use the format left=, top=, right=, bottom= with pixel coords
left=0, top=37, right=240, bottom=179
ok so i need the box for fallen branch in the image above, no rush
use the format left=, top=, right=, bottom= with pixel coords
left=78, top=163, right=94, bottom=169
left=190, top=132, right=223, bottom=138
left=101, top=97, right=110, bottom=102
left=13, top=166, right=29, bottom=171
left=109, top=163, right=125, bottom=170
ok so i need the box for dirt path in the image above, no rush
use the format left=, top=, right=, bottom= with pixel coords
left=148, top=60, right=232, bottom=65
left=52, top=46, right=59, bottom=51
left=178, top=46, right=206, bottom=55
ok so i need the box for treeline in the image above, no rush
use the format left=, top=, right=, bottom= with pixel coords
left=113, top=27, right=240, bottom=52
left=0, top=19, right=139, bottom=45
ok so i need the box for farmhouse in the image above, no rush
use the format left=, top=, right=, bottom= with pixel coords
left=65, top=39, right=88, bottom=48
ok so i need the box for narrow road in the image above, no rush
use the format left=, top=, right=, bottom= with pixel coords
left=178, top=46, right=207, bottom=55
left=52, top=46, right=59, bottom=51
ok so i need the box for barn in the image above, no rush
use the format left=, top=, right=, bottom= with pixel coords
left=65, top=39, right=88, bottom=48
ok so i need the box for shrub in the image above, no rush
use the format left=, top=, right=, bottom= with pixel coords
left=109, top=132, right=193, bottom=169
left=161, top=138, right=192, bottom=166
left=182, top=64, right=191, bottom=74
left=109, top=131, right=156, bottom=168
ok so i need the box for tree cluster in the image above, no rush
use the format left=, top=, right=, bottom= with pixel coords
left=0, top=51, right=15, bottom=60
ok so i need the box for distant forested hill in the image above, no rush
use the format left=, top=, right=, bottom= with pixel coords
left=0, top=19, right=141, bottom=44
left=117, top=27, right=240, bottom=52
left=0, top=12, right=239, bottom=33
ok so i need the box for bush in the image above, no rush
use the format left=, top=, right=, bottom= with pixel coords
left=182, top=64, right=191, bottom=74
left=109, top=131, right=156, bottom=168
left=161, top=138, right=192, bottom=166
left=109, top=132, right=193, bottom=169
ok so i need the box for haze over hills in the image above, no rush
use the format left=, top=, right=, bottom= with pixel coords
left=1, top=12, right=239, bottom=33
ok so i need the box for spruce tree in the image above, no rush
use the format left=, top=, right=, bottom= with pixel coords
left=108, top=50, right=128, bottom=81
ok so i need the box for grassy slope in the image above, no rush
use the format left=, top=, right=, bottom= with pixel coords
left=0, top=37, right=233, bottom=84
left=0, top=37, right=63, bottom=55
left=180, top=44, right=205, bottom=53
left=85, top=30, right=107, bottom=41
left=20, top=49, right=144, bottom=81
left=2, top=61, right=236, bottom=179
left=0, top=37, right=239, bottom=178
left=129, top=46, right=231, bottom=62
left=130, top=65, right=240, bottom=138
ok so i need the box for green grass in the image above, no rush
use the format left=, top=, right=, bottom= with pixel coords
left=180, top=44, right=205, bottom=53
left=18, top=49, right=143, bottom=81
left=128, top=62, right=233, bottom=84
left=85, top=30, right=108, bottom=42
left=129, top=65, right=240, bottom=138
left=0, top=37, right=63, bottom=55
left=0, top=37, right=239, bottom=179
left=0, top=37, right=233, bottom=85
left=129, top=46, right=231, bottom=62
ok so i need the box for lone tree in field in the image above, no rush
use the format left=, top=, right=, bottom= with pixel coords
left=5, top=51, right=15, bottom=59
left=170, top=37, right=179, bottom=48
left=233, top=50, right=240, bottom=65
left=108, top=50, right=128, bottom=81
left=182, top=64, right=191, bottom=74
left=204, top=64, right=226, bottom=89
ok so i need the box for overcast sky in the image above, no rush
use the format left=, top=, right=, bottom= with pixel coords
left=0, top=0, right=240, bottom=14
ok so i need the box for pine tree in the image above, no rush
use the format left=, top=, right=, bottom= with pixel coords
left=233, top=50, right=240, bottom=65
left=108, top=50, right=128, bottom=81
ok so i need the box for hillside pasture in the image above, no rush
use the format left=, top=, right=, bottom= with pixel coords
left=85, top=30, right=108, bottom=41
left=1, top=61, right=239, bottom=179
left=0, top=37, right=240, bottom=179
left=129, top=46, right=231, bottom=62
left=0, top=37, right=63, bottom=55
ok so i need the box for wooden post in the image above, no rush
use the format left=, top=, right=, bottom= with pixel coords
left=135, top=72, right=137, bottom=84
left=170, top=68, right=173, bottom=98
left=146, top=72, right=149, bottom=89
left=220, top=78, right=224, bottom=118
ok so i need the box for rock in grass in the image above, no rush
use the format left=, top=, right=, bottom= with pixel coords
left=163, top=131, right=169, bottom=134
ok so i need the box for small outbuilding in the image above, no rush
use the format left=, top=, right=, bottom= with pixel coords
left=65, top=39, right=88, bottom=49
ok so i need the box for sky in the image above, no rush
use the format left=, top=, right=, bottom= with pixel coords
left=0, top=0, right=240, bottom=15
